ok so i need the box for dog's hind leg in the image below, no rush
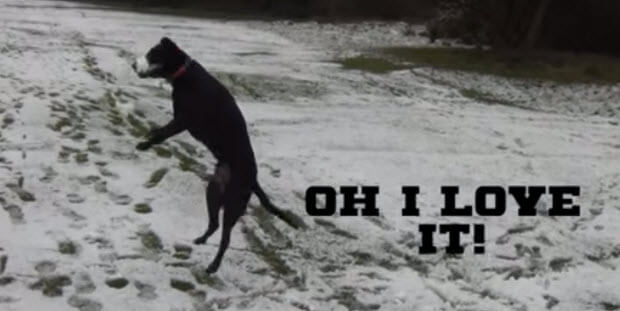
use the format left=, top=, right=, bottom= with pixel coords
left=193, top=182, right=224, bottom=245
left=205, top=191, right=250, bottom=274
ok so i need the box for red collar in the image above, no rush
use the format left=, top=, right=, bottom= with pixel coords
left=170, top=59, right=191, bottom=80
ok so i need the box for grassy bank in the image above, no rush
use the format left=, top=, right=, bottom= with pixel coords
left=66, top=0, right=434, bottom=21
left=339, top=47, right=620, bottom=84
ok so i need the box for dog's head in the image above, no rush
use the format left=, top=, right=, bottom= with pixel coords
left=132, top=37, right=187, bottom=79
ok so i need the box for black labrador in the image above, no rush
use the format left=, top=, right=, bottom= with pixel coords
left=132, top=37, right=296, bottom=273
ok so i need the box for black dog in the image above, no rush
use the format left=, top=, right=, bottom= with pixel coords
left=132, top=37, right=296, bottom=273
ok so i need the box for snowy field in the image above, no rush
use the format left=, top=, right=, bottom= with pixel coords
left=1, top=1, right=620, bottom=310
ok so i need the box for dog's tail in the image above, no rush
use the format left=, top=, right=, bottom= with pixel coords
left=253, top=183, right=305, bottom=230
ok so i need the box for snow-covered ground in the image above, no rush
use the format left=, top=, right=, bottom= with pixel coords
left=1, top=1, right=620, bottom=310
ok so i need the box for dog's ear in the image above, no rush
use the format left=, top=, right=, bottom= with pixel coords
left=160, top=37, right=176, bottom=48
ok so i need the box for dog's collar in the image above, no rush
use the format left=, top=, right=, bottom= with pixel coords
left=170, top=58, right=192, bottom=80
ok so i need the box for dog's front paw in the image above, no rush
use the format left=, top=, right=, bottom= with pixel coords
left=135, top=141, right=152, bottom=151
left=205, top=262, right=220, bottom=274
left=193, top=236, right=206, bottom=245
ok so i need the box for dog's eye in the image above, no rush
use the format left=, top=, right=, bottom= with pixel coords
left=149, top=55, right=162, bottom=64
left=146, top=51, right=160, bottom=64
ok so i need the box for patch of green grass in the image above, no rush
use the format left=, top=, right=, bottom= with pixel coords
left=138, top=230, right=163, bottom=252
left=2, top=114, right=15, bottom=128
left=153, top=146, right=172, bottom=158
left=365, top=217, right=391, bottom=230
left=74, top=153, right=88, bottom=164
left=70, top=132, right=86, bottom=141
left=58, top=151, right=70, bottom=162
left=50, top=101, right=66, bottom=112
left=319, top=263, right=341, bottom=273
left=0, top=255, right=7, bottom=274
left=58, top=240, right=77, bottom=255
left=460, top=88, right=493, bottom=102
left=134, top=203, right=152, bottom=214
left=105, top=277, right=129, bottom=289
left=73, top=93, right=98, bottom=105
left=348, top=248, right=399, bottom=271
left=314, top=219, right=357, bottom=240
left=79, top=105, right=94, bottom=112
left=165, top=262, right=194, bottom=268
left=170, top=279, right=195, bottom=292
left=105, top=125, right=124, bottom=136
left=171, top=147, right=207, bottom=179
left=349, top=251, right=374, bottom=265
left=175, top=140, right=198, bottom=156
left=0, top=276, right=15, bottom=286
left=382, top=242, right=430, bottom=276
left=331, top=228, right=358, bottom=240
left=549, top=257, right=572, bottom=272
left=601, top=302, right=620, bottom=311
left=99, top=90, right=116, bottom=108
left=48, top=118, right=72, bottom=132
left=328, top=287, right=380, bottom=311
left=383, top=47, right=620, bottom=84
left=29, top=275, right=72, bottom=297
left=83, top=55, right=115, bottom=83
left=62, top=146, right=80, bottom=153
left=458, top=88, right=522, bottom=108
left=314, top=218, right=336, bottom=228
left=278, top=209, right=307, bottom=230
left=6, top=183, right=35, bottom=202
left=213, top=71, right=324, bottom=101
left=87, top=140, right=102, bottom=154
left=252, top=206, right=287, bottom=242
left=127, top=113, right=150, bottom=138
left=144, top=168, right=168, bottom=188
left=114, top=88, right=138, bottom=102
left=133, top=109, right=145, bottom=118
left=174, top=243, right=192, bottom=254
left=338, top=56, right=408, bottom=74
left=235, top=51, right=277, bottom=57
left=214, top=72, right=262, bottom=99
left=171, top=246, right=192, bottom=259
left=172, top=252, right=190, bottom=260
left=107, top=111, right=125, bottom=126
left=242, top=227, right=293, bottom=276
left=190, top=267, right=226, bottom=290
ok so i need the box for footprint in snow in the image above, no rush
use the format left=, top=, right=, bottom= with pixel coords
left=134, top=280, right=157, bottom=300
left=105, top=276, right=129, bottom=289
left=0, top=295, right=19, bottom=304
left=29, top=274, right=72, bottom=297
left=67, top=295, right=103, bottom=311
left=67, top=193, right=85, bottom=204
left=76, top=175, right=100, bottom=186
left=39, top=166, right=58, bottom=183
left=83, top=234, right=113, bottom=250
left=0, top=254, right=7, bottom=274
left=61, top=208, right=87, bottom=222
left=34, top=260, right=56, bottom=274
left=58, top=240, right=79, bottom=255
left=514, top=137, right=526, bottom=148
left=108, top=193, right=132, bottom=205
left=0, top=276, right=16, bottom=286
left=2, top=204, right=25, bottom=224
left=93, top=181, right=107, bottom=193
left=73, top=272, right=96, bottom=294
left=97, top=166, right=119, bottom=179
